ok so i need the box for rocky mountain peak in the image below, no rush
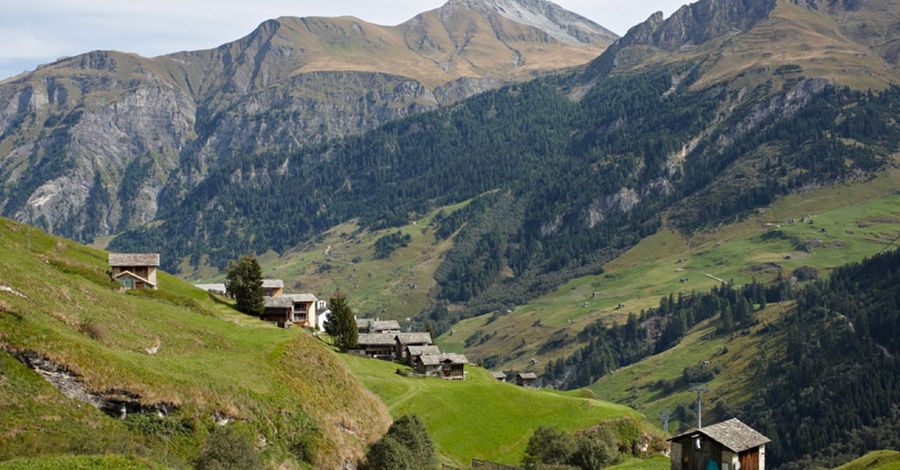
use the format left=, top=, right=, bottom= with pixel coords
left=438, top=0, right=618, bottom=45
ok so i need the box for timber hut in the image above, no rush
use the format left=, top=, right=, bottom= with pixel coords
left=262, top=297, right=294, bottom=327
left=516, top=372, right=538, bottom=387
left=109, top=253, right=160, bottom=290
left=669, top=418, right=770, bottom=470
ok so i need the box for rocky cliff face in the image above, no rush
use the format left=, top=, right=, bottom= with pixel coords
left=0, top=0, right=616, bottom=242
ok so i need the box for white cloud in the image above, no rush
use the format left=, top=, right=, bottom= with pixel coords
left=0, top=0, right=689, bottom=79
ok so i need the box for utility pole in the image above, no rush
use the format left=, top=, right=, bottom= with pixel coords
left=691, top=383, right=709, bottom=429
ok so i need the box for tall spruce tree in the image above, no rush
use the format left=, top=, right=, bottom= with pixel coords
left=326, top=291, right=358, bottom=350
left=226, top=255, right=264, bottom=315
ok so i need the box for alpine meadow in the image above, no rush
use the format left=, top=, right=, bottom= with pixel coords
left=1, top=0, right=899, bottom=469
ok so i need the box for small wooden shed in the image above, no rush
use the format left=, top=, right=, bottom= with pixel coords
left=669, top=418, right=770, bottom=470
left=414, top=353, right=469, bottom=380
left=262, top=297, right=294, bottom=326
left=516, top=372, right=538, bottom=387
left=109, top=253, right=160, bottom=290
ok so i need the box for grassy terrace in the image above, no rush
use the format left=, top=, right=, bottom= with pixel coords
left=340, top=352, right=651, bottom=467
left=0, top=218, right=389, bottom=468
left=835, top=451, right=900, bottom=470
left=438, top=169, right=900, bottom=371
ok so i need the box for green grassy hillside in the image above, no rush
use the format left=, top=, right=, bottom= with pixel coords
left=192, top=200, right=470, bottom=321
left=0, top=218, right=391, bottom=468
left=589, top=303, right=790, bottom=432
left=340, top=352, right=655, bottom=467
left=835, top=451, right=900, bottom=470
left=438, top=169, right=900, bottom=371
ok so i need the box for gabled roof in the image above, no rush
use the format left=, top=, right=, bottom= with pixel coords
left=407, top=345, right=441, bottom=357
left=283, top=293, right=317, bottom=302
left=264, top=297, right=294, bottom=309
left=517, top=372, right=538, bottom=380
left=418, top=353, right=469, bottom=366
left=262, top=279, right=284, bottom=289
left=396, top=332, right=432, bottom=345
left=195, top=283, right=226, bottom=293
left=112, top=270, right=156, bottom=286
left=670, top=418, right=771, bottom=453
left=357, top=333, right=399, bottom=346
left=491, top=371, right=508, bottom=379
left=356, top=318, right=402, bottom=332
left=108, top=253, right=160, bottom=267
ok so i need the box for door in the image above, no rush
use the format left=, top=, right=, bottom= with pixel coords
left=739, top=450, right=759, bottom=470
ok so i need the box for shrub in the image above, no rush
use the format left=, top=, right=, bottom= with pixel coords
left=523, top=427, right=576, bottom=469
left=365, top=415, right=436, bottom=470
left=571, top=430, right=620, bottom=470
left=365, top=436, right=413, bottom=470
left=196, top=425, right=261, bottom=470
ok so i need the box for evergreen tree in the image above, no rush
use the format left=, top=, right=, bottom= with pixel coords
left=385, top=415, right=437, bottom=470
left=225, top=255, right=264, bottom=316
left=365, top=436, right=413, bottom=470
left=325, top=291, right=358, bottom=351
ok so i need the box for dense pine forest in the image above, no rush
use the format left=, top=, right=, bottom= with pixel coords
left=111, top=64, right=900, bottom=331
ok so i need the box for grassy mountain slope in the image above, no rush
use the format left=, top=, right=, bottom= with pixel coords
left=0, top=217, right=390, bottom=468
left=437, top=168, right=900, bottom=370
left=192, top=200, right=473, bottom=321
left=340, top=352, right=653, bottom=467
left=836, top=451, right=900, bottom=470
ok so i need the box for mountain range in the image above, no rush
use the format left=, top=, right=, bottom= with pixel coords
left=0, top=0, right=616, bottom=241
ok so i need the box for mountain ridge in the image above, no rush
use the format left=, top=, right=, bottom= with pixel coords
left=0, top=0, right=617, bottom=243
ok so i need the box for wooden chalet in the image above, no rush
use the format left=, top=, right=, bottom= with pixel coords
left=355, top=333, right=399, bottom=359
left=670, top=418, right=770, bottom=470
left=284, top=293, right=317, bottom=328
left=414, top=353, right=469, bottom=380
left=491, top=371, right=508, bottom=382
left=109, top=253, right=160, bottom=290
left=394, top=332, right=432, bottom=362
left=262, top=297, right=294, bottom=327
left=405, top=345, right=441, bottom=365
left=262, top=279, right=284, bottom=297
left=516, top=372, right=538, bottom=387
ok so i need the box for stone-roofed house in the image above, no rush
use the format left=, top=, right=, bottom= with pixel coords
left=669, top=418, right=771, bottom=470
left=414, top=353, right=469, bottom=379
left=109, top=253, right=160, bottom=290
left=262, top=279, right=284, bottom=297
left=262, top=297, right=294, bottom=327
left=394, top=332, right=432, bottom=361
left=283, top=293, right=317, bottom=328
left=516, top=372, right=538, bottom=387
left=405, top=345, right=441, bottom=365
left=491, top=371, right=508, bottom=382
left=355, top=333, right=399, bottom=359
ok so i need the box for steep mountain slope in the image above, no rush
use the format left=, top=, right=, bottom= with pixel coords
left=0, top=0, right=616, bottom=243
left=583, top=0, right=900, bottom=90
left=0, top=217, right=391, bottom=468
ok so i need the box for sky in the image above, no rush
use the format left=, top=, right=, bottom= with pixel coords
left=0, top=0, right=688, bottom=80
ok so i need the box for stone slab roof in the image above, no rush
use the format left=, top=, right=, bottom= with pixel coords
left=108, top=253, right=160, bottom=267
left=419, top=353, right=469, bottom=366
left=264, top=297, right=294, bottom=309
left=396, top=332, right=432, bottom=345
left=262, top=279, right=284, bottom=289
left=284, top=293, right=318, bottom=302
left=357, top=333, right=399, bottom=346
left=670, top=418, right=771, bottom=453
left=407, top=345, right=441, bottom=357
left=518, top=372, right=538, bottom=380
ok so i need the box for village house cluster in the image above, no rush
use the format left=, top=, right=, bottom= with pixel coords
left=352, top=319, right=470, bottom=380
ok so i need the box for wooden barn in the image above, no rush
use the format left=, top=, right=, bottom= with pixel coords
left=394, top=332, right=433, bottom=362
left=262, top=297, right=294, bottom=326
left=670, top=418, right=770, bottom=470
left=414, top=353, right=469, bottom=380
left=355, top=333, right=399, bottom=360
left=516, top=372, right=537, bottom=387
left=109, top=253, right=159, bottom=290
left=405, top=345, right=441, bottom=365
